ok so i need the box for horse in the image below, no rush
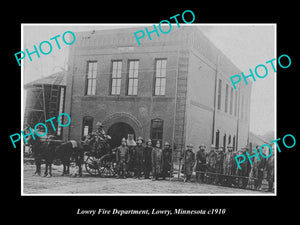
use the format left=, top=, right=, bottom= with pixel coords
left=26, top=135, right=44, bottom=176
left=26, top=135, right=60, bottom=177
left=26, top=135, right=83, bottom=177
left=55, top=140, right=85, bottom=177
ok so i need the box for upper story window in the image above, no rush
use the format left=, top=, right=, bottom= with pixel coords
left=85, top=61, right=97, bottom=95
left=230, top=87, right=233, bottom=115
left=154, top=59, right=167, bottom=96
left=234, top=90, right=238, bottom=116
left=225, top=84, right=229, bottom=113
left=111, top=60, right=122, bottom=95
left=127, top=60, right=139, bottom=95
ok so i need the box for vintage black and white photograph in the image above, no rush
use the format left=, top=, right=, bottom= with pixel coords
left=21, top=23, right=276, bottom=195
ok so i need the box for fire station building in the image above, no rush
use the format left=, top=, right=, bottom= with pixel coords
left=63, top=26, right=252, bottom=152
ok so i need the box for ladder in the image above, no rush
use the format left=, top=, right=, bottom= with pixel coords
left=47, top=76, right=61, bottom=135
left=174, top=50, right=189, bottom=151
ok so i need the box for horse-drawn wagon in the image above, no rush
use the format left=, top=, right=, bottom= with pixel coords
left=82, top=134, right=117, bottom=177
left=25, top=133, right=117, bottom=178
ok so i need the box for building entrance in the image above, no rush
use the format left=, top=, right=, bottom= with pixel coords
left=107, top=122, right=135, bottom=148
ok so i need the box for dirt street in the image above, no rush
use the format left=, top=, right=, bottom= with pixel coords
left=23, top=164, right=265, bottom=195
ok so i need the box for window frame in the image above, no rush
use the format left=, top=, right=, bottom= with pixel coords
left=127, top=60, right=139, bottom=96
left=154, top=59, right=167, bottom=96
left=234, top=90, right=238, bottom=116
left=111, top=60, right=123, bottom=95
left=85, top=61, right=97, bottom=96
left=230, top=87, right=233, bottom=115
left=225, top=84, right=229, bottom=113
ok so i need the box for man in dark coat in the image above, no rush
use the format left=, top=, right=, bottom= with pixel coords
left=152, top=141, right=163, bottom=181
left=127, top=134, right=137, bottom=177
left=223, top=145, right=234, bottom=186
left=162, top=141, right=172, bottom=180
left=91, top=122, right=107, bottom=156
left=94, top=122, right=107, bottom=141
left=253, top=145, right=267, bottom=190
left=116, top=138, right=129, bottom=179
left=215, top=146, right=225, bottom=185
left=195, top=144, right=207, bottom=182
left=236, top=146, right=252, bottom=188
left=143, top=139, right=152, bottom=179
left=183, top=144, right=195, bottom=182
left=207, top=144, right=217, bottom=183
left=135, top=136, right=144, bottom=179
left=266, top=145, right=274, bottom=192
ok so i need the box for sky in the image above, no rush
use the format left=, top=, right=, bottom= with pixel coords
left=22, top=24, right=275, bottom=136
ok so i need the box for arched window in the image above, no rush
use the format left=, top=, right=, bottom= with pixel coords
left=82, top=116, right=93, bottom=138
left=215, top=130, right=220, bottom=148
left=223, top=133, right=227, bottom=150
left=233, top=136, right=236, bottom=151
left=228, top=135, right=231, bottom=145
left=150, top=118, right=164, bottom=146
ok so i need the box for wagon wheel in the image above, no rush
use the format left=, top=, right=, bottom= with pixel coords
left=85, top=155, right=101, bottom=176
left=99, top=154, right=117, bottom=178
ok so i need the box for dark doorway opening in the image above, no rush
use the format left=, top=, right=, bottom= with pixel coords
left=107, top=122, right=135, bottom=148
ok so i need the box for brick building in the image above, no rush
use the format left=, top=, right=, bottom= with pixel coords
left=63, top=26, right=252, bottom=152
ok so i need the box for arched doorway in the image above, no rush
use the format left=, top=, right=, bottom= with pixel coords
left=107, top=122, right=135, bottom=148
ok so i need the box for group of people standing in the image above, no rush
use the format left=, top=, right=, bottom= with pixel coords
left=114, top=139, right=274, bottom=191
left=194, top=144, right=274, bottom=192
left=114, top=137, right=172, bottom=181
left=88, top=122, right=274, bottom=192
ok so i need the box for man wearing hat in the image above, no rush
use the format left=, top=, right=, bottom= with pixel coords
left=116, top=138, right=129, bottom=179
left=127, top=134, right=137, bottom=178
left=151, top=140, right=163, bottom=181
left=223, top=145, right=235, bottom=186
left=162, top=141, right=172, bottom=180
left=89, top=122, right=107, bottom=155
left=134, top=136, right=145, bottom=179
left=207, top=144, right=217, bottom=183
left=236, top=145, right=252, bottom=188
left=143, top=139, right=153, bottom=179
left=182, top=144, right=195, bottom=182
left=253, top=145, right=267, bottom=191
left=215, top=146, right=225, bottom=185
left=95, top=122, right=106, bottom=140
left=195, top=144, right=207, bottom=182
left=266, top=144, right=275, bottom=192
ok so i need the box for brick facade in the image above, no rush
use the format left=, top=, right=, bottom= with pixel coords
left=63, top=26, right=251, bottom=152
